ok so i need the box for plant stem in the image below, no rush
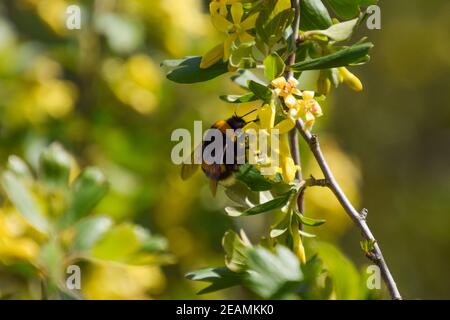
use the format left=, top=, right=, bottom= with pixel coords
left=295, top=118, right=402, bottom=300
left=286, top=0, right=301, bottom=73
left=286, top=0, right=305, bottom=231
left=285, top=0, right=301, bottom=178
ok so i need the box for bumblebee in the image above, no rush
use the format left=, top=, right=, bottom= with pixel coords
left=181, top=111, right=256, bottom=196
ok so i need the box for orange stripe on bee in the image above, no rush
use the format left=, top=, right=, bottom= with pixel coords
left=212, top=120, right=231, bottom=133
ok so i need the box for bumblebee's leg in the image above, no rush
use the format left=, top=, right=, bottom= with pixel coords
left=209, top=179, right=218, bottom=197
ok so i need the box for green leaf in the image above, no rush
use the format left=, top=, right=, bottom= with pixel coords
left=141, top=235, right=169, bottom=253
left=270, top=227, right=288, bottom=238
left=224, top=206, right=247, bottom=217
left=300, top=0, right=333, bottom=31
left=298, top=255, right=332, bottom=299
left=1, top=171, right=48, bottom=233
left=299, top=230, right=317, bottom=238
left=219, top=93, right=257, bottom=104
left=313, top=18, right=359, bottom=42
left=245, top=193, right=291, bottom=215
left=6, top=155, right=33, bottom=181
left=163, top=57, right=228, bottom=84
left=235, top=164, right=278, bottom=191
left=231, top=70, right=266, bottom=89
left=360, top=239, right=376, bottom=254
left=225, top=180, right=261, bottom=215
left=325, top=0, right=377, bottom=20
left=295, top=42, right=312, bottom=62
left=298, top=214, right=326, bottom=227
left=290, top=42, right=373, bottom=71
left=60, top=167, right=108, bottom=227
left=265, top=9, right=295, bottom=46
left=309, top=241, right=362, bottom=299
left=91, top=224, right=146, bottom=262
left=329, top=68, right=341, bottom=87
left=245, top=246, right=303, bottom=299
left=186, top=267, right=244, bottom=295
left=229, top=43, right=256, bottom=69
left=81, top=223, right=173, bottom=266
left=70, top=216, right=113, bottom=253
left=264, top=52, right=286, bottom=80
left=39, top=239, right=64, bottom=283
left=39, top=143, right=73, bottom=189
left=223, top=230, right=251, bottom=272
left=270, top=214, right=290, bottom=238
left=226, top=191, right=292, bottom=217
left=248, top=80, right=272, bottom=102
left=255, top=1, right=279, bottom=43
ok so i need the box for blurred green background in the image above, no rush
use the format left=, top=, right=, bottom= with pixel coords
left=0, top=0, right=448, bottom=299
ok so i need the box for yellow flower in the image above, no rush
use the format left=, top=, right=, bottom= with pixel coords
left=243, top=103, right=295, bottom=136
left=33, top=80, right=77, bottom=118
left=200, top=43, right=224, bottom=69
left=0, top=208, right=40, bottom=263
left=210, top=0, right=241, bottom=16
left=83, top=263, right=166, bottom=300
left=271, top=76, right=303, bottom=108
left=208, top=3, right=258, bottom=63
left=338, top=67, right=363, bottom=92
left=292, top=214, right=306, bottom=264
left=271, top=77, right=302, bottom=98
left=279, top=133, right=298, bottom=183
left=317, top=71, right=331, bottom=96
left=272, top=77, right=323, bottom=129
left=243, top=104, right=298, bottom=182
left=102, top=55, right=161, bottom=114
left=292, top=91, right=323, bottom=128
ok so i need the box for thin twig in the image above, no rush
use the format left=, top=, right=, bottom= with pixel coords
left=295, top=118, right=402, bottom=300
left=286, top=0, right=301, bottom=74
left=286, top=0, right=304, bottom=230
left=305, top=175, right=329, bottom=187
left=288, top=130, right=301, bottom=181
left=286, top=0, right=301, bottom=180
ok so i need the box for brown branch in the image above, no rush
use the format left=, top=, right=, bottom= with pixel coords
left=286, top=0, right=301, bottom=180
left=286, top=0, right=304, bottom=231
left=288, top=130, right=302, bottom=181
left=305, top=175, right=329, bottom=188
left=295, top=118, right=402, bottom=300
left=286, top=0, right=301, bottom=75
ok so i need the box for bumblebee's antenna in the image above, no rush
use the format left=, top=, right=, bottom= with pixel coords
left=245, top=118, right=260, bottom=125
left=238, top=109, right=258, bottom=118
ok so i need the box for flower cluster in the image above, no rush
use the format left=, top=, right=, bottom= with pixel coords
left=272, top=77, right=323, bottom=129
left=201, top=1, right=258, bottom=68
left=241, top=77, right=323, bottom=183
left=243, top=103, right=298, bottom=182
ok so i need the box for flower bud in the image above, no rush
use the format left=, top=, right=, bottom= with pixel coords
left=294, top=239, right=306, bottom=264
left=317, top=77, right=331, bottom=96
left=338, top=67, right=363, bottom=92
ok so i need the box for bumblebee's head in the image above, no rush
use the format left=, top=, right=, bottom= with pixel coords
left=227, top=115, right=247, bottom=130
left=227, top=109, right=257, bottom=129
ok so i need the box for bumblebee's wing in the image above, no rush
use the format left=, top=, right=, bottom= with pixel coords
left=181, top=144, right=202, bottom=180
left=221, top=131, right=246, bottom=168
